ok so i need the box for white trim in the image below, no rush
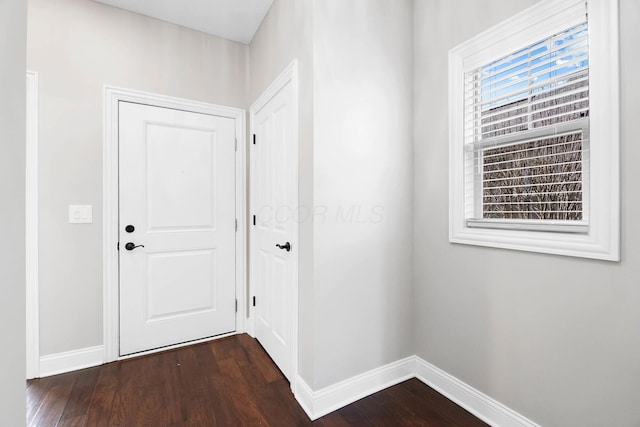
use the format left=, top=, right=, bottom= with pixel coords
left=587, top=0, right=620, bottom=261
left=414, top=357, right=540, bottom=427
left=293, top=377, right=315, bottom=420
left=26, top=70, right=39, bottom=379
left=295, top=356, right=540, bottom=426
left=294, top=357, right=415, bottom=421
left=249, top=60, right=299, bottom=389
left=103, top=86, right=247, bottom=362
left=39, top=346, right=104, bottom=378
left=448, top=0, right=620, bottom=261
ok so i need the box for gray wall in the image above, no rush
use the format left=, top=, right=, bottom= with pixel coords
left=249, top=0, right=317, bottom=385
left=413, top=0, right=640, bottom=425
left=0, top=0, right=27, bottom=424
left=27, top=0, right=249, bottom=356
left=312, top=0, right=414, bottom=389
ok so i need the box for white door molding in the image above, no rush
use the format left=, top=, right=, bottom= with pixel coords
left=249, top=60, right=299, bottom=390
left=26, top=70, right=40, bottom=379
left=103, top=86, right=247, bottom=362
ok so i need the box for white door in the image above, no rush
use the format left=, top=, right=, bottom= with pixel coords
left=119, top=101, right=236, bottom=356
left=252, top=75, right=297, bottom=382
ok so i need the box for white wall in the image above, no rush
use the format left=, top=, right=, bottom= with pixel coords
left=0, top=0, right=27, bottom=424
left=249, top=0, right=317, bottom=385
left=414, top=0, right=640, bottom=425
left=27, top=0, right=249, bottom=356
left=312, top=0, right=414, bottom=389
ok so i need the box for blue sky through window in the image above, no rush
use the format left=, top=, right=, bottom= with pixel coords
left=480, top=22, right=589, bottom=110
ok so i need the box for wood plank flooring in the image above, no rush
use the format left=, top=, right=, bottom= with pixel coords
left=27, top=334, right=487, bottom=426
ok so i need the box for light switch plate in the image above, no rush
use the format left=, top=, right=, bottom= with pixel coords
left=69, top=205, right=92, bottom=224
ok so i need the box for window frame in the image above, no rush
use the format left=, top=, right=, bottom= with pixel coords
left=448, top=0, right=620, bottom=261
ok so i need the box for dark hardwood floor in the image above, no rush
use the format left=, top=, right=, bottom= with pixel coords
left=27, top=334, right=487, bottom=426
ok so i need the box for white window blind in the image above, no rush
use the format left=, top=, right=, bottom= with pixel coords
left=463, top=22, right=589, bottom=229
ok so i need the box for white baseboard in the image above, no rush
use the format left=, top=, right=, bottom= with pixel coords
left=39, top=345, right=104, bottom=377
left=293, top=375, right=315, bottom=419
left=413, top=357, right=540, bottom=427
left=295, top=355, right=540, bottom=427
left=294, top=356, right=415, bottom=420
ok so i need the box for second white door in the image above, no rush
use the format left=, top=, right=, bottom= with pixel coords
left=119, top=101, right=237, bottom=356
left=252, top=73, right=297, bottom=382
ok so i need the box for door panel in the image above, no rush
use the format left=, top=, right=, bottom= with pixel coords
left=119, top=101, right=236, bottom=356
left=145, top=249, right=216, bottom=321
left=252, top=80, right=296, bottom=382
left=145, top=124, right=217, bottom=231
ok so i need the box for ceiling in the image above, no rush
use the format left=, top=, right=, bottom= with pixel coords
left=92, top=0, right=273, bottom=44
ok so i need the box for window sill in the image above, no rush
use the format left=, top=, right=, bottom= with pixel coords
left=466, top=219, right=588, bottom=234
left=450, top=224, right=618, bottom=261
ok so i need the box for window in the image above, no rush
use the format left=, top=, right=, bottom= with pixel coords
left=467, top=22, right=589, bottom=230
left=449, top=0, right=619, bottom=260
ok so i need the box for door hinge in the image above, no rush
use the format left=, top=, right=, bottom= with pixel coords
left=235, top=138, right=238, bottom=152
left=252, top=134, right=256, bottom=145
left=117, top=242, right=120, bottom=251
left=253, top=296, right=256, bottom=307
left=253, top=215, right=256, bottom=226
left=235, top=299, right=238, bottom=313
left=235, top=218, right=238, bottom=232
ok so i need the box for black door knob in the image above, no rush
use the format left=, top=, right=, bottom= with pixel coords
left=125, top=242, right=145, bottom=251
left=275, top=242, right=291, bottom=252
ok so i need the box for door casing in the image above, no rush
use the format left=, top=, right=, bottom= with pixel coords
left=26, top=70, right=39, bottom=379
left=103, top=86, right=247, bottom=363
left=249, top=60, right=299, bottom=391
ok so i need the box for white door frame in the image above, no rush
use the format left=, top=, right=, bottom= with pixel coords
left=26, top=70, right=40, bottom=379
left=103, top=86, right=247, bottom=362
left=248, top=60, right=299, bottom=391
